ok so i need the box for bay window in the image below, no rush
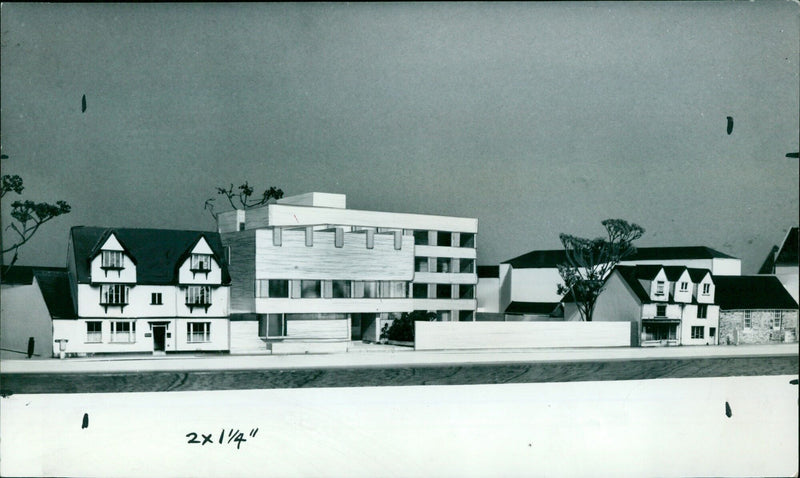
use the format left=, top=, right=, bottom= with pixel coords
left=186, top=286, right=212, bottom=311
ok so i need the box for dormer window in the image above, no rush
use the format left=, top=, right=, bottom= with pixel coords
left=101, top=250, right=124, bottom=270
left=679, top=282, right=688, bottom=292
left=702, top=283, right=711, bottom=295
left=190, top=254, right=213, bottom=278
left=655, top=281, right=665, bottom=296
left=186, top=285, right=212, bottom=312
left=100, top=284, right=130, bottom=312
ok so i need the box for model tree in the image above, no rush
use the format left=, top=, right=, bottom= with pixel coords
left=1, top=153, right=72, bottom=271
left=557, top=219, right=645, bottom=322
left=204, top=182, right=284, bottom=221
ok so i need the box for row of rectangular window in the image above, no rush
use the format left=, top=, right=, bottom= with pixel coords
left=99, top=285, right=212, bottom=307
left=655, top=281, right=711, bottom=296
left=85, top=321, right=211, bottom=343
left=654, top=304, right=708, bottom=318
left=411, top=231, right=475, bottom=248
left=642, top=325, right=716, bottom=341
left=102, top=251, right=212, bottom=271
left=414, top=257, right=475, bottom=273
left=255, top=280, right=475, bottom=299
left=743, top=310, right=784, bottom=329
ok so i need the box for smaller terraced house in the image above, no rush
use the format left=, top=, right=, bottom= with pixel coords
left=49, top=227, right=232, bottom=357
left=715, top=275, right=798, bottom=345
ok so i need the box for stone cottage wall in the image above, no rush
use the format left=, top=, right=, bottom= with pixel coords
left=719, top=309, right=798, bottom=345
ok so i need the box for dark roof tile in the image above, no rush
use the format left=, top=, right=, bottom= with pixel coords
left=477, top=265, right=500, bottom=278
left=70, top=226, right=231, bottom=285
left=34, top=269, right=76, bottom=319
left=775, top=227, right=798, bottom=266
left=505, top=302, right=561, bottom=315
left=503, top=246, right=737, bottom=268
left=713, top=275, right=798, bottom=310
left=1, top=265, right=64, bottom=285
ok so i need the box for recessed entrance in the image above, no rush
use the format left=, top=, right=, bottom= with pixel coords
left=152, top=325, right=166, bottom=352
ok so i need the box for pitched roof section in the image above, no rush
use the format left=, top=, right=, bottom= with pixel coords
left=503, top=246, right=736, bottom=268
left=70, top=226, right=231, bottom=285
left=505, top=302, right=561, bottom=315
left=613, top=266, right=653, bottom=303
left=775, top=227, right=798, bottom=266
left=34, top=269, right=76, bottom=319
left=1, top=265, right=65, bottom=285
left=477, top=265, right=500, bottom=278
left=713, top=275, right=798, bottom=310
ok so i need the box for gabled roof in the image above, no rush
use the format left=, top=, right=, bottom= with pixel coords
left=477, top=265, right=500, bottom=278
left=687, top=268, right=710, bottom=282
left=634, top=265, right=664, bottom=281
left=757, top=246, right=779, bottom=274
left=562, top=264, right=713, bottom=305
left=712, top=275, right=798, bottom=310
left=33, top=269, right=76, bottom=319
left=613, top=266, right=653, bottom=303
left=505, top=302, right=561, bottom=315
left=1, top=265, right=65, bottom=285
left=503, top=246, right=736, bottom=269
left=69, top=226, right=231, bottom=285
left=87, top=229, right=138, bottom=265
left=758, top=227, right=798, bottom=273
left=775, top=227, right=798, bottom=266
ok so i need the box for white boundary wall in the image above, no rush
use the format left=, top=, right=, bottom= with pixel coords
left=414, top=321, right=632, bottom=350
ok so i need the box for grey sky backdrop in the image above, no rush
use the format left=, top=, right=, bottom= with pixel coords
left=1, top=2, right=798, bottom=274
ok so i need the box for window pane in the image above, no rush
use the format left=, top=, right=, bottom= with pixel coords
left=269, top=280, right=289, bottom=298
left=413, top=230, right=429, bottom=245
left=363, top=282, right=378, bottom=298
left=332, top=280, right=350, bottom=298
left=301, top=280, right=321, bottom=298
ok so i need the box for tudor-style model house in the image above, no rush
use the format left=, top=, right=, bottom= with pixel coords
left=563, top=265, right=720, bottom=346
left=218, top=192, right=478, bottom=353
left=49, top=227, right=231, bottom=356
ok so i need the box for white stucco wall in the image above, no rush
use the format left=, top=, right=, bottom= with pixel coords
left=76, top=284, right=229, bottom=318
left=52, top=317, right=230, bottom=355
left=1, top=282, right=54, bottom=359
left=680, top=305, right=720, bottom=345
left=177, top=238, right=224, bottom=285
left=414, top=321, right=632, bottom=350
left=510, top=268, right=564, bottom=303
left=774, top=265, right=799, bottom=302
left=476, top=277, right=501, bottom=313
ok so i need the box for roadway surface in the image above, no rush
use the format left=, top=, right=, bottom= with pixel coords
left=2, top=355, right=797, bottom=394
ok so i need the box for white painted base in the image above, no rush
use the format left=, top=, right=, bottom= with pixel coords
left=269, top=340, right=349, bottom=355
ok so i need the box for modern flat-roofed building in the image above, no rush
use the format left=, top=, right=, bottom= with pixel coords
left=217, top=192, right=478, bottom=353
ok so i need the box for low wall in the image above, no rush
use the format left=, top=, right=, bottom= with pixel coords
left=414, top=321, right=632, bottom=350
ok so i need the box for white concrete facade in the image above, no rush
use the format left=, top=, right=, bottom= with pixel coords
left=220, top=192, right=479, bottom=346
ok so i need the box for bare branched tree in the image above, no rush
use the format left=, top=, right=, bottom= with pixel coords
left=557, top=219, right=645, bottom=322
left=204, top=182, right=284, bottom=221
left=1, top=153, right=72, bottom=272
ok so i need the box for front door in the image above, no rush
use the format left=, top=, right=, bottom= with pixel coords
left=351, top=314, right=362, bottom=340
left=153, top=326, right=166, bottom=352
